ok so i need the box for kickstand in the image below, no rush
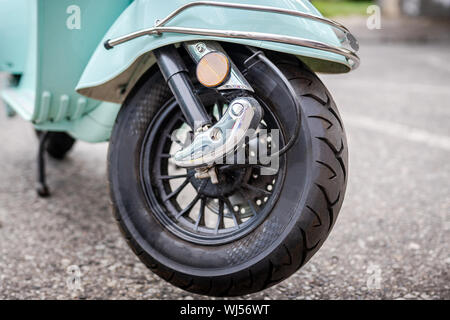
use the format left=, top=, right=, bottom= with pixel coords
left=37, top=131, right=50, bottom=197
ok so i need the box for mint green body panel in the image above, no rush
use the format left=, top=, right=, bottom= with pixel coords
left=0, top=0, right=130, bottom=142
left=1, top=0, right=349, bottom=143
left=0, top=0, right=30, bottom=74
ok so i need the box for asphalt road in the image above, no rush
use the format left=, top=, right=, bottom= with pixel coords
left=0, top=42, right=449, bottom=300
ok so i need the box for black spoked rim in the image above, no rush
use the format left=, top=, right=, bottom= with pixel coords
left=140, top=94, right=287, bottom=246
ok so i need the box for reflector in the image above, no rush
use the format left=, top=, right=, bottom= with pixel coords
left=196, top=51, right=231, bottom=88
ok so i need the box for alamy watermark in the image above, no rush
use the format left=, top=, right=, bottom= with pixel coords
left=66, top=265, right=84, bottom=293
left=367, top=5, right=382, bottom=30
left=366, top=264, right=382, bottom=290
left=66, top=5, right=81, bottom=30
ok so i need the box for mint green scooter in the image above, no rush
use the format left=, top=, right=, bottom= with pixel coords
left=0, top=0, right=359, bottom=296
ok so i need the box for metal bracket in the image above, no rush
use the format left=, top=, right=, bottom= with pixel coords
left=172, top=96, right=263, bottom=168
left=184, top=41, right=254, bottom=92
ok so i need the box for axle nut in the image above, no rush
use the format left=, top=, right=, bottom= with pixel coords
left=210, top=128, right=223, bottom=141
left=231, top=103, right=244, bottom=116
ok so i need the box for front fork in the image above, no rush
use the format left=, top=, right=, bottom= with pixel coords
left=154, top=41, right=254, bottom=131
left=154, top=42, right=262, bottom=175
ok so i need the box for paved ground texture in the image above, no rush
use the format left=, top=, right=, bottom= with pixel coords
left=0, top=28, right=449, bottom=299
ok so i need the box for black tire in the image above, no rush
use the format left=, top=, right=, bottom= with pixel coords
left=108, top=48, right=348, bottom=297
left=35, top=131, right=76, bottom=160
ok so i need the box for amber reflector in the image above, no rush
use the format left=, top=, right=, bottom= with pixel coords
left=196, top=51, right=231, bottom=88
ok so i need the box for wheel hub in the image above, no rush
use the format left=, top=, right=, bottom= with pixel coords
left=188, top=166, right=250, bottom=198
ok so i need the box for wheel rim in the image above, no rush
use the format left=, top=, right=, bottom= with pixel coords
left=140, top=95, right=287, bottom=245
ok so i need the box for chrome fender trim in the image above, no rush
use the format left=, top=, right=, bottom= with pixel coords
left=104, top=1, right=360, bottom=70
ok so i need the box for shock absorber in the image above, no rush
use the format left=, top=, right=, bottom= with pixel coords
left=154, top=45, right=211, bottom=132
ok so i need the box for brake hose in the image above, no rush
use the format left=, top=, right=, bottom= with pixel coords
left=244, top=47, right=302, bottom=158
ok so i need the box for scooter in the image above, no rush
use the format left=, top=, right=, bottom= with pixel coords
left=0, top=0, right=359, bottom=296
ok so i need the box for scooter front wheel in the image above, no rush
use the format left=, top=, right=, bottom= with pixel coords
left=108, top=50, right=347, bottom=296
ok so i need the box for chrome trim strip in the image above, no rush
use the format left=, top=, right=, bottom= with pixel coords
left=105, top=1, right=360, bottom=70
left=108, top=26, right=360, bottom=69
left=154, top=1, right=352, bottom=36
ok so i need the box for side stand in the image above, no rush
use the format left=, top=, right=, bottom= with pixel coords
left=37, top=131, right=50, bottom=197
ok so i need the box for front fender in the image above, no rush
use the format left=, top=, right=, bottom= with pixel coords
left=76, top=0, right=350, bottom=104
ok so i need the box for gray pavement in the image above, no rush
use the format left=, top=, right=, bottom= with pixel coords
left=0, top=40, right=449, bottom=299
